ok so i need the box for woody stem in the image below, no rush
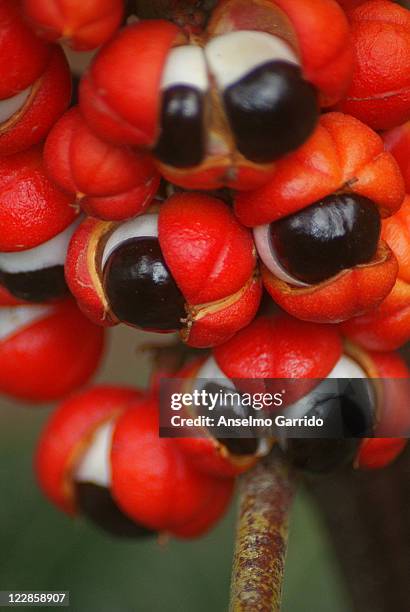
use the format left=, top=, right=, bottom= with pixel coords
left=229, top=449, right=296, bottom=612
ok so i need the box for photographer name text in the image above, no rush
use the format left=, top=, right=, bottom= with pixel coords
left=170, top=415, right=324, bottom=428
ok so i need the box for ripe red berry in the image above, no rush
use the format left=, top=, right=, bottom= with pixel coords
left=0, top=299, right=105, bottom=402
left=0, top=145, right=78, bottom=252
left=66, top=193, right=262, bottom=346
left=383, top=120, right=410, bottom=193
left=354, top=350, right=410, bottom=469
left=342, top=195, right=410, bottom=350
left=111, top=398, right=234, bottom=538
left=22, top=0, right=124, bottom=51
left=44, top=107, right=160, bottom=220
left=0, top=0, right=51, bottom=100
left=35, top=386, right=234, bottom=538
left=208, top=313, right=408, bottom=472
left=79, top=0, right=352, bottom=189
left=337, top=0, right=410, bottom=130
left=35, top=386, right=142, bottom=514
left=0, top=2, right=72, bottom=155
left=235, top=113, right=404, bottom=323
left=210, top=0, right=353, bottom=108
left=0, top=45, right=71, bottom=156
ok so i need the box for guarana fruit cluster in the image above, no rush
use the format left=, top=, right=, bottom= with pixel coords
left=1, top=0, right=410, bottom=540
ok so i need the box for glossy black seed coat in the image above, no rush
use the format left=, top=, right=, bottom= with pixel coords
left=282, top=377, right=375, bottom=473
left=76, top=482, right=155, bottom=538
left=270, top=194, right=381, bottom=284
left=200, top=382, right=259, bottom=456
left=224, top=61, right=318, bottom=163
left=155, top=85, right=205, bottom=168
left=307, top=379, right=375, bottom=438
left=0, top=265, right=68, bottom=303
left=103, top=237, right=186, bottom=331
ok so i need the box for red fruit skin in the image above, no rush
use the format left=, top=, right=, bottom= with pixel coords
left=0, top=0, right=51, bottom=99
left=337, top=0, right=366, bottom=10
left=170, top=477, right=233, bottom=538
left=213, top=313, right=343, bottom=451
left=176, top=437, right=256, bottom=478
left=0, top=285, right=26, bottom=306
left=35, top=385, right=140, bottom=514
left=23, top=0, right=123, bottom=51
left=185, top=275, right=262, bottom=348
left=159, top=193, right=261, bottom=347
left=342, top=196, right=410, bottom=350
left=80, top=184, right=160, bottom=222
left=382, top=189, right=410, bottom=287
left=357, top=438, right=407, bottom=469
left=235, top=113, right=404, bottom=227
left=44, top=108, right=160, bottom=221
left=0, top=46, right=71, bottom=156
left=111, top=399, right=234, bottom=538
left=262, top=243, right=398, bottom=324
left=210, top=0, right=353, bottom=107
left=368, top=352, right=410, bottom=439
left=160, top=194, right=256, bottom=305
left=65, top=217, right=116, bottom=327
left=383, top=120, right=410, bottom=193
left=214, top=313, right=343, bottom=379
left=272, top=0, right=352, bottom=107
left=341, top=279, right=410, bottom=350
left=0, top=145, right=77, bottom=252
left=356, top=350, right=409, bottom=469
left=0, top=300, right=105, bottom=403
left=337, top=0, right=410, bottom=130
left=80, top=20, right=181, bottom=146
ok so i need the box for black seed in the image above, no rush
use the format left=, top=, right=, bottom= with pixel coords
left=217, top=437, right=258, bottom=455
left=283, top=439, right=360, bottom=473
left=0, top=265, right=68, bottom=303
left=282, top=378, right=375, bottom=473
left=71, top=76, right=80, bottom=106
left=224, top=61, right=318, bottom=163
left=307, top=379, right=375, bottom=438
left=269, top=194, right=381, bottom=284
left=154, top=85, right=205, bottom=168
left=199, top=382, right=259, bottom=456
left=76, top=483, right=155, bottom=539
left=103, top=237, right=186, bottom=331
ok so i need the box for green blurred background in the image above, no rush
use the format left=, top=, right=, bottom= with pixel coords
left=0, top=326, right=352, bottom=612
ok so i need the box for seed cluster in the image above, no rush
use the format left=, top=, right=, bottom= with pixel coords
left=0, top=0, right=409, bottom=543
